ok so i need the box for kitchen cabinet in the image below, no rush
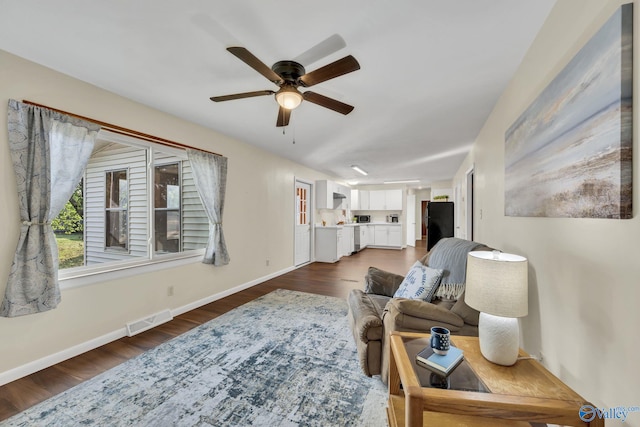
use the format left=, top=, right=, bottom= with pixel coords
left=358, top=225, right=370, bottom=249
left=342, top=226, right=355, bottom=256
left=351, top=189, right=370, bottom=210
left=368, top=189, right=402, bottom=210
left=371, top=224, right=402, bottom=248
left=359, top=190, right=370, bottom=210
left=315, top=226, right=343, bottom=263
left=388, top=225, right=402, bottom=246
left=316, top=180, right=350, bottom=210
left=386, top=189, right=403, bottom=210
left=369, top=190, right=386, bottom=210
left=351, top=189, right=359, bottom=211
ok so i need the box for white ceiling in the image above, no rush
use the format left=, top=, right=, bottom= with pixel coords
left=0, top=0, right=556, bottom=188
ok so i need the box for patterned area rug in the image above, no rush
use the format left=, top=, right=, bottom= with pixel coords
left=4, top=290, right=387, bottom=426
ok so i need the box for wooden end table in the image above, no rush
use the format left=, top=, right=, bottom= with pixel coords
left=387, top=332, right=603, bottom=427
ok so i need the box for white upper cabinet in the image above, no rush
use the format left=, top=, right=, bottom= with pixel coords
left=385, top=189, right=402, bottom=210
left=351, top=189, right=359, bottom=210
left=316, top=180, right=350, bottom=210
left=360, top=190, right=370, bottom=210
left=368, top=189, right=402, bottom=210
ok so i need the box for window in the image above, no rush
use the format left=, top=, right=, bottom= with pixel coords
left=154, top=163, right=181, bottom=253
left=105, top=169, right=128, bottom=250
left=297, top=186, right=308, bottom=225
left=54, top=130, right=209, bottom=282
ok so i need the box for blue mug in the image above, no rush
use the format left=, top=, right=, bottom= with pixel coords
left=430, top=326, right=450, bottom=355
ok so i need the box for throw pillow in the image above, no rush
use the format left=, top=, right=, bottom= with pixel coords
left=393, top=261, right=443, bottom=302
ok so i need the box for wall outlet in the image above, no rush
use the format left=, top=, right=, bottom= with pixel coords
left=167, top=286, right=174, bottom=297
left=266, top=259, right=270, bottom=266
left=538, top=351, right=544, bottom=362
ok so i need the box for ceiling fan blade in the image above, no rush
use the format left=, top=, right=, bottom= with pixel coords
left=293, top=34, right=346, bottom=66
left=277, top=106, right=291, bottom=127
left=227, top=47, right=283, bottom=84
left=210, top=90, right=274, bottom=102
left=299, top=55, right=360, bottom=87
left=302, top=92, right=354, bottom=115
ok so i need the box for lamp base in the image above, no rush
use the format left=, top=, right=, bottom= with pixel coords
left=478, top=312, right=520, bottom=366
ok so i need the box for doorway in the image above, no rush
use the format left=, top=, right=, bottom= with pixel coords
left=294, top=179, right=312, bottom=266
left=421, top=201, right=428, bottom=240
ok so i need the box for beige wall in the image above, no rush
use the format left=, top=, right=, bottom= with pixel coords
left=0, top=50, right=335, bottom=376
left=453, top=0, right=640, bottom=421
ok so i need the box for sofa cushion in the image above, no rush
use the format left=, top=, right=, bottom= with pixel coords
left=450, top=291, right=480, bottom=326
left=364, top=267, right=405, bottom=297
left=384, top=298, right=464, bottom=330
left=393, top=261, right=443, bottom=302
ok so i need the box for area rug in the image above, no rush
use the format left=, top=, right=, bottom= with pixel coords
left=4, top=289, right=387, bottom=426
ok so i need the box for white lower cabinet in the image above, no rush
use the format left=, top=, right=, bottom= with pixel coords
left=371, top=224, right=402, bottom=248
left=315, top=226, right=355, bottom=262
left=374, top=226, right=388, bottom=246
left=387, top=226, right=402, bottom=247
left=342, top=226, right=355, bottom=256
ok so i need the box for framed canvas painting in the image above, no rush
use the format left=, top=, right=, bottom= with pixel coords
left=505, top=4, right=632, bottom=219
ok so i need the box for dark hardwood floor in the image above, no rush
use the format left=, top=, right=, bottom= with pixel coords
left=0, top=241, right=428, bottom=421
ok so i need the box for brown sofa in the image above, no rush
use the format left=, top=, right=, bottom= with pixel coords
left=347, top=238, right=493, bottom=383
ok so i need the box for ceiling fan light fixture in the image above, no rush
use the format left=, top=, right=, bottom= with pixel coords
left=275, top=87, right=303, bottom=110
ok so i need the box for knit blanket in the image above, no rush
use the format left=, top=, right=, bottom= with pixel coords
left=427, top=237, right=484, bottom=299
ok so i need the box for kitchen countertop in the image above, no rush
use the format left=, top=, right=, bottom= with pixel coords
left=353, top=222, right=402, bottom=225
left=315, top=222, right=402, bottom=228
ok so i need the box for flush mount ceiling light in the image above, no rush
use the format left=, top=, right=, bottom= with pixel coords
left=351, top=165, right=368, bottom=176
left=383, top=179, right=420, bottom=184
left=275, top=86, right=303, bottom=110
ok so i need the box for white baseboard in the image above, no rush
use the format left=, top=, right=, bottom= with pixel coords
left=171, top=265, right=295, bottom=317
left=0, top=265, right=296, bottom=387
left=0, top=328, right=128, bottom=387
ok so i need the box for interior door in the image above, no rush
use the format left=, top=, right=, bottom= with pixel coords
left=294, top=180, right=312, bottom=266
left=406, top=194, right=416, bottom=247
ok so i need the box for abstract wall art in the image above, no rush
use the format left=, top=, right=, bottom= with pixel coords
left=505, top=4, right=632, bottom=219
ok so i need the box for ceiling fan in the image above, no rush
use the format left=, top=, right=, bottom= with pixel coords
left=210, top=45, right=361, bottom=127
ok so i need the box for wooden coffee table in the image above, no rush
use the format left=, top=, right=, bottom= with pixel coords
left=387, top=332, right=603, bottom=427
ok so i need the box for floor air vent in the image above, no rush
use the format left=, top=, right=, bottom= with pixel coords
left=126, top=309, right=173, bottom=337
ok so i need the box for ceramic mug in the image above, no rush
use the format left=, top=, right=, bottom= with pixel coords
left=430, top=326, right=450, bottom=355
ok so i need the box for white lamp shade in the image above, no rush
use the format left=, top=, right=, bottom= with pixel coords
left=465, top=251, right=528, bottom=318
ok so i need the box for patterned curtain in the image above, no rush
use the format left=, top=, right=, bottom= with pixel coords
left=186, top=149, right=230, bottom=266
left=1, top=100, right=100, bottom=317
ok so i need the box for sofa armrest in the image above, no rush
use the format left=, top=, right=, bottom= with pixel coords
left=348, top=289, right=385, bottom=342
left=364, top=267, right=405, bottom=297
left=383, top=298, right=464, bottom=332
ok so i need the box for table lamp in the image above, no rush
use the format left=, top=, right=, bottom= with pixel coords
left=465, top=250, right=528, bottom=366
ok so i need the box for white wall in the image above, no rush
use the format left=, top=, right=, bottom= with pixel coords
left=0, top=49, right=336, bottom=378
left=453, top=0, right=640, bottom=423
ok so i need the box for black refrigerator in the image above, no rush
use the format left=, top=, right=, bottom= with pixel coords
left=427, top=201, right=454, bottom=250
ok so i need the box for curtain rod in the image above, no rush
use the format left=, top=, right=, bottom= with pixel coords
left=22, top=100, right=222, bottom=157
